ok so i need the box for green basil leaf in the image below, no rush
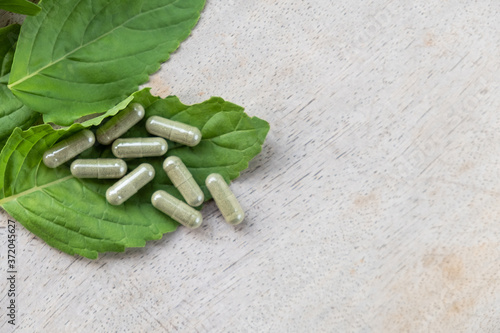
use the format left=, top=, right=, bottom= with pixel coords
left=0, top=0, right=41, bottom=16
left=8, top=0, right=205, bottom=125
left=0, top=90, right=270, bottom=259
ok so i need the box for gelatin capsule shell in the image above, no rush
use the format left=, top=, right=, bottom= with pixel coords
left=43, top=129, right=95, bottom=168
left=163, top=156, right=204, bottom=207
left=206, top=173, right=245, bottom=225
left=106, top=163, right=155, bottom=205
left=96, top=103, right=145, bottom=145
left=145, top=116, right=202, bottom=147
left=151, top=190, right=203, bottom=229
left=70, top=159, right=127, bottom=179
left=111, top=137, right=168, bottom=158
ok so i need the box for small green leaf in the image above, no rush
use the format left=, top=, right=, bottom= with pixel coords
left=0, top=0, right=41, bottom=16
left=0, top=90, right=270, bottom=259
left=0, top=24, right=40, bottom=153
left=8, top=0, right=205, bottom=125
left=0, top=24, right=20, bottom=78
left=0, top=84, right=40, bottom=149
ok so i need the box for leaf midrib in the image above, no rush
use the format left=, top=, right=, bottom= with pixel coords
left=0, top=175, right=74, bottom=205
left=8, top=2, right=173, bottom=89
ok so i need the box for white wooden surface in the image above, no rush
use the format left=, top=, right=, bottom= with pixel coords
left=1, top=1, right=500, bottom=332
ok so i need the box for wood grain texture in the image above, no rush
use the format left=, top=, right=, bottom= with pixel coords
left=1, top=0, right=500, bottom=331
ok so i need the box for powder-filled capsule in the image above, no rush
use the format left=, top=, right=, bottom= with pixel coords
left=106, top=163, right=155, bottom=205
left=163, top=156, right=204, bottom=207
left=151, top=190, right=203, bottom=229
left=43, top=130, right=95, bottom=168
left=70, top=159, right=127, bottom=179
left=205, top=173, right=245, bottom=225
left=111, top=137, right=168, bottom=158
left=145, top=116, right=202, bottom=147
left=96, top=103, right=145, bottom=145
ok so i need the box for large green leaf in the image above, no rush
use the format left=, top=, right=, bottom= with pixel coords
left=8, top=0, right=205, bottom=125
left=0, top=24, right=40, bottom=153
left=0, top=90, right=270, bottom=259
left=0, top=0, right=41, bottom=16
left=0, top=124, right=179, bottom=259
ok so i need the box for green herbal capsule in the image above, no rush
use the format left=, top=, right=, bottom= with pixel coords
left=111, top=137, right=168, bottom=158
left=205, top=173, right=245, bottom=225
left=106, top=163, right=155, bottom=205
left=70, top=159, right=127, bottom=179
left=96, top=103, right=145, bottom=145
left=145, top=116, right=202, bottom=147
left=151, top=190, right=203, bottom=229
left=43, top=129, right=95, bottom=168
left=163, top=156, right=204, bottom=207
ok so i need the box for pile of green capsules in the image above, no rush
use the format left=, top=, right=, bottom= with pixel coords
left=42, top=103, right=245, bottom=229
